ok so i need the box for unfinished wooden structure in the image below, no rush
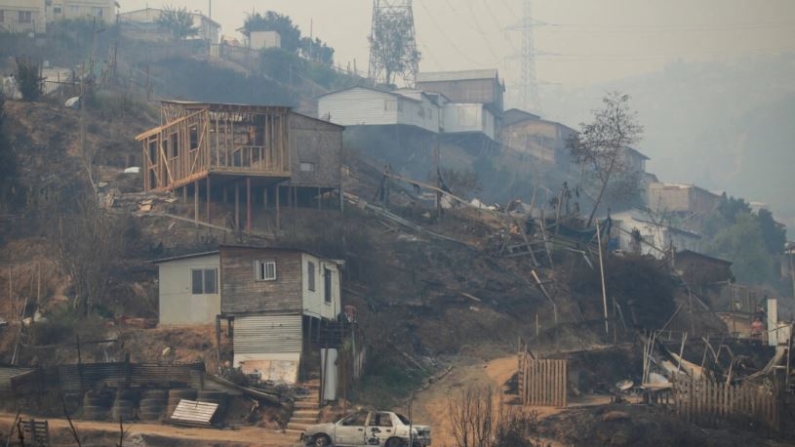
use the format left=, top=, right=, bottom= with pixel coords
left=136, top=101, right=343, bottom=231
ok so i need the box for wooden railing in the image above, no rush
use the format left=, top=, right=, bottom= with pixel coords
left=673, top=378, right=778, bottom=430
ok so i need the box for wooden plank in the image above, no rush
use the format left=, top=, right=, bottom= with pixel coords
left=170, top=399, right=219, bottom=426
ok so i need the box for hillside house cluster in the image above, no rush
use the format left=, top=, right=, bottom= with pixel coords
left=135, top=100, right=344, bottom=230
left=0, top=0, right=115, bottom=34
left=155, top=246, right=360, bottom=400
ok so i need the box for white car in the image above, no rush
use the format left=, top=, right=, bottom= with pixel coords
left=302, top=410, right=432, bottom=447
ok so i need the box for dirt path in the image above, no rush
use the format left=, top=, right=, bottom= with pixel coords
left=413, top=355, right=571, bottom=447
left=0, top=413, right=300, bottom=447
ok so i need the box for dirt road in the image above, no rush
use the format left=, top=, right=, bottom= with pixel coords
left=0, top=413, right=300, bottom=447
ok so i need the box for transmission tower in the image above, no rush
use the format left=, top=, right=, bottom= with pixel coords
left=368, top=0, right=419, bottom=86
left=518, top=0, right=539, bottom=111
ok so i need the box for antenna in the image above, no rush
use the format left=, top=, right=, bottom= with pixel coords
left=368, top=0, right=419, bottom=87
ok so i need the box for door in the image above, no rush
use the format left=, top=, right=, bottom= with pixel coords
left=335, top=412, right=368, bottom=446
left=367, top=412, right=396, bottom=446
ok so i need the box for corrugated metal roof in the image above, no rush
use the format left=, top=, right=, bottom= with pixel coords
left=416, top=69, right=499, bottom=83
left=234, top=315, right=302, bottom=354
left=170, top=399, right=218, bottom=425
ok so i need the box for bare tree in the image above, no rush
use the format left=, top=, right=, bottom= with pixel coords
left=369, top=10, right=421, bottom=86
left=568, top=91, right=644, bottom=227
left=449, top=385, right=539, bottom=447
left=449, top=385, right=494, bottom=447
left=54, top=198, right=127, bottom=317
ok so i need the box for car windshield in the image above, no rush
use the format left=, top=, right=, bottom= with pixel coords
left=395, top=413, right=411, bottom=425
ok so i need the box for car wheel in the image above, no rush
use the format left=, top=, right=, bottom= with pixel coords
left=385, top=437, right=407, bottom=447
left=314, top=434, right=332, bottom=447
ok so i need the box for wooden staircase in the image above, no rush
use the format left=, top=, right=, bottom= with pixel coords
left=284, top=376, right=322, bottom=438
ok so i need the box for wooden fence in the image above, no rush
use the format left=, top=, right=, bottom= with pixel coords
left=673, top=378, right=778, bottom=430
left=517, top=345, right=567, bottom=407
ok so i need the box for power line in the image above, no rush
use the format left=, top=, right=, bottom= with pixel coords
left=416, top=0, right=488, bottom=67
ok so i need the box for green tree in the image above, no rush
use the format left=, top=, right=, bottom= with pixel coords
left=243, top=11, right=301, bottom=53
left=368, top=9, right=421, bottom=85
left=300, top=36, right=334, bottom=65
left=568, top=91, right=644, bottom=226
left=156, top=6, right=199, bottom=40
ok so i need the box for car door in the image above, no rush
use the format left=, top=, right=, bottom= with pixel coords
left=335, top=411, right=368, bottom=446
left=367, top=412, right=396, bottom=446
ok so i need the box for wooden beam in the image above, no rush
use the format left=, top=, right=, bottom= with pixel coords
left=206, top=175, right=211, bottom=224
left=235, top=181, right=240, bottom=231
left=193, top=180, right=199, bottom=227
left=246, top=177, right=252, bottom=234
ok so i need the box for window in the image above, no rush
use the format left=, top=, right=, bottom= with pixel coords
left=369, top=412, right=393, bottom=427
left=256, top=259, right=277, bottom=281
left=300, top=162, right=316, bottom=172
left=307, top=261, right=315, bottom=291
left=340, top=412, right=368, bottom=426
left=94, top=7, right=103, bottom=18
left=0, top=10, right=4, bottom=23
left=18, top=11, right=32, bottom=23
left=53, top=7, right=62, bottom=14
left=191, top=268, right=217, bottom=295
left=323, top=267, right=332, bottom=303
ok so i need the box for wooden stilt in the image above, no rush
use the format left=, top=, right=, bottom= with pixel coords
left=182, top=185, right=187, bottom=203
left=234, top=181, right=240, bottom=231
left=263, top=186, right=269, bottom=208
left=246, top=177, right=252, bottom=234
left=193, top=180, right=199, bottom=227
left=318, top=187, right=322, bottom=210
left=276, top=184, right=281, bottom=230
left=206, top=176, right=211, bottom=224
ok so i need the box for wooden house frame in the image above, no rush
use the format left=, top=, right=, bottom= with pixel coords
left=136, top=101, right=293, bottom=230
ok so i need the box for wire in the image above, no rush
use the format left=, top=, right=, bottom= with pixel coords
left=416, top=0, right=488, bottom=67
left=541, top=20, right=795, bottom=33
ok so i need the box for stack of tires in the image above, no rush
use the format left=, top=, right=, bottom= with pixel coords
left=197, top=389, right=228, bottom=422
left=138, top=389, right=168, bottom=421
left=111, top=388, right=137, bottom=422
left=166, top=388, right=197, bottom=420
left=81, top=390, right=112, bottom=421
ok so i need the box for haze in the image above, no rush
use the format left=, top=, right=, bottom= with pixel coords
left=121, top=0, right=795, bottom=230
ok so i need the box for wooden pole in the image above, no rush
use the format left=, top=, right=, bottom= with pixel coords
left=234, top=181, right=240, bottom=231
left=193, top=181, right=199, bottom=227
left=596, top=220, right=609, bottom=335
left=206, top=176, right=212, bottom=224
left=246, top=177, right=251, bottom=234
left=276, top=184, right=281, bottom=231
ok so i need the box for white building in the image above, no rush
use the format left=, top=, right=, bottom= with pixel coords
left=611, top=209, right=702, bottom=258
left=154, top=251, right=221, bottom=325
left=0, top=0, right=114, bottom=34
left=248, top=30, right=281, bottom=50
left=443, top=103, right=497, bottom=140
left=318, top=86, right=440, bottom=134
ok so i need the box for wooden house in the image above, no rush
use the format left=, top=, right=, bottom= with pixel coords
left=218, top=246, right=343, bottom=385
left=500, top=109, right=578, bottom=167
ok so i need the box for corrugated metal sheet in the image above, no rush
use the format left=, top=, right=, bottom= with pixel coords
left=416, top=69, right=499, bottom=83
left=170, top=399, right=218, bottom=425
left=57, top=363, right=205, bottom=392
left=0, top=366, right=34, bottom=390
left=234, top=315, right=302, bottom=354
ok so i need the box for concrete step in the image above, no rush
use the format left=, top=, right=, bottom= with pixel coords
left=294, top=409, right=320, bottom=417
left=291, top=417, right=318, bottom=424
left=287, top=422, right=314, bottom=431
left=295, top=401, right=319, bottom=410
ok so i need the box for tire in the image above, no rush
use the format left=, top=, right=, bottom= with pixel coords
left=385, top=437, right=407, bottom=447
left=313, top=434, right=332, bottom=447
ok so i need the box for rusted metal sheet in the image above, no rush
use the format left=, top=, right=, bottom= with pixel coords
left=234, top=315, right=302, bottom=354
left=170, top=399, right=218, bottom=426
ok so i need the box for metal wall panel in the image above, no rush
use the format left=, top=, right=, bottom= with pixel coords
left=234, top=315, right=303, bottom=354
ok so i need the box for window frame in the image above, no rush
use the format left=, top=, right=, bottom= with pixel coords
left=190, top=268, right=218, bottom=295
left=299, top=162, right=316, bottom=172
left=323, top=267, right=332, bottom=303
left=18, top=10, right=32, bottom=24
left=0, top=10, right=5, bottom=23
left=307, top=261, right=315, bottom=291
left=255, top=259, right=277, bottom=281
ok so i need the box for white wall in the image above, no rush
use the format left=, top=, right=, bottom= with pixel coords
left=319, top=88, right=399, bottom=127
left=613, top=213, right=701, bottom=258
left=319, top=87, right=440, bottom=133
left=157, top=254, right=220, bottom=325
left=443, top=103, right=496, bottom=140
left=250, top=30, right=280, bottom=50
left=301, top=253, right=340, bottom=320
